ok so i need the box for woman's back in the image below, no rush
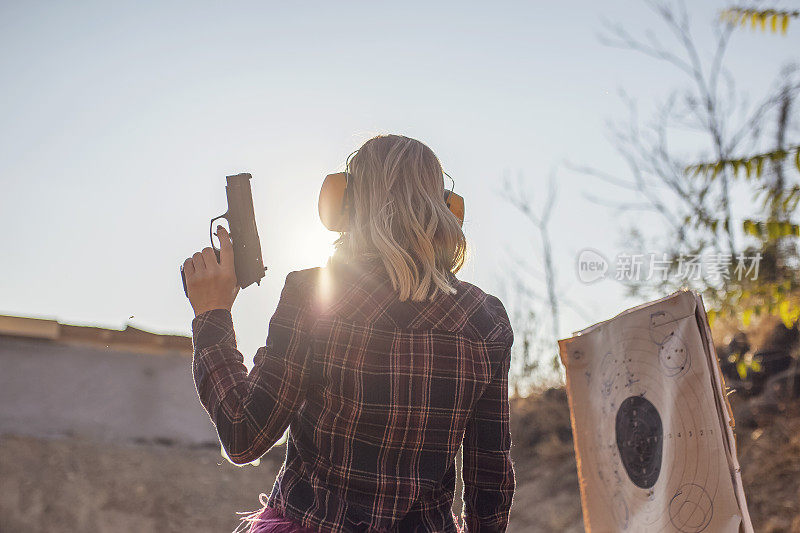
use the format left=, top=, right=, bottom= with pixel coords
left=189, top=135, right=515, bottom=532
left=278, top=258, right=514, bottom=531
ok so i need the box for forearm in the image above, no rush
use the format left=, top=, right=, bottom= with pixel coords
left=191, top=309, right=270, bottom=464
left=190, top=279, right=314, bottom=465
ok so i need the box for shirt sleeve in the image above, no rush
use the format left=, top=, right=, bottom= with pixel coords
left=191, top=271, right=316, bottom=465
left=461, top=330, right=515, bottom=532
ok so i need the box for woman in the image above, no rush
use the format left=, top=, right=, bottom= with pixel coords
left=183, top=134, right=515, bottom=532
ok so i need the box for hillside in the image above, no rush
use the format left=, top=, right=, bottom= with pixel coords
left=3, top=389, right=796, bottom=532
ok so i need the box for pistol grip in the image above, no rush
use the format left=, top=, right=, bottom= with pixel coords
left=180, top=265, right=189, bottom=297
left=180, top=249, right=222, bottom=299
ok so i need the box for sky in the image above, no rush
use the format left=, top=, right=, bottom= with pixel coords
left=2, top=1, right=798, bottom=367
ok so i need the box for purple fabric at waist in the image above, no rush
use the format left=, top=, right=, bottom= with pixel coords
left=248, top=506, right=319, bottom=533
left=237, top=493, right=466, bottom=533
left=236, top=493, right=319, bottom=533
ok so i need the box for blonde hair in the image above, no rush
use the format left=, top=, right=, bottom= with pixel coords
left=333, top=134, right=466, bottom=301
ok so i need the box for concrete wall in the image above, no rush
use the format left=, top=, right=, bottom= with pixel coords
left=0, top=336, right=218, bottom=446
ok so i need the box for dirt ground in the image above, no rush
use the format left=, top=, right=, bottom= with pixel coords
left=1, top=393, right=797, bottom=533
left=0, top=432, right=579, bottom=533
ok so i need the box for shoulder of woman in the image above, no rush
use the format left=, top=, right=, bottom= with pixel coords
left=452, top=282, right=513, bottom=343
left=482, top=294, right=514, bottom=346
left=284, top=267, right=322, bottom=288
left=280, top=267, right=323, bottom=302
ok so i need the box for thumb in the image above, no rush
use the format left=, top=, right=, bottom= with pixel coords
left=216, top=225, right=234, bottom=268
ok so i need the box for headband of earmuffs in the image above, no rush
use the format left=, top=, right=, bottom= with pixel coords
left=318, top=171, right=465, bottom=232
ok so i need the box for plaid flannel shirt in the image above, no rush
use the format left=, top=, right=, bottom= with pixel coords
left=191, top=258, right=515, bottom=532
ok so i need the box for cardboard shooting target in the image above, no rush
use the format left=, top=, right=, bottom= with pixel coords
left=559, top=291, right=753, bottom=533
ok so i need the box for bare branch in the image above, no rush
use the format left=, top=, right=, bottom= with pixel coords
left=598, top=18, right=694, bottom=76
left=563, top=162, right=639, bottom=190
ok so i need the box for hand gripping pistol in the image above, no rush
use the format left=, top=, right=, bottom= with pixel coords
left=180, top=173, right=267, bottom=297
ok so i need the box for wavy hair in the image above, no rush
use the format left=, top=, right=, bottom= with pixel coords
left=332, top=134, right=467, bottom=301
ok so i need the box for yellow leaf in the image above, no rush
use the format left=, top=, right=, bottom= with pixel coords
left=720, top=9, right=734, bottom=23
left=771, top=13, right=779, bottom=33
left=742, top=308, right=753, bottom=327
left=752, top=13, right=760, bottom=29
left=782, top=14, right=790, bottom=34
left=736, top=360, right=747, bottom=379
left=779, top=300, right=793, bottom=328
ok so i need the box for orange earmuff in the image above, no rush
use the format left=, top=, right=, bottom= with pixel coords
left=318, top=172, right=465, bottom=232
left=444, top=190, right=465, bottom=226
left=318, top=172, right=350, bottom=232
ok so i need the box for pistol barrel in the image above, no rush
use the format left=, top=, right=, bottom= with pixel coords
left=225, top=173, right=267, bottom=289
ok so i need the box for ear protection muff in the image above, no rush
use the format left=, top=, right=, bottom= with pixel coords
left=318, top=169, right=465, bottom=232
left=318, top=172, right=351, bottom=232
left=442, top=171, right=465, bottom=226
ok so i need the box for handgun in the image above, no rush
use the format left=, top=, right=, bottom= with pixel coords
left=181, top=173, right=267, bottom=297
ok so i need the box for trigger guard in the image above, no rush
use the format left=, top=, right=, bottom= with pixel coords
left=209, top=212, right=228, bottom=263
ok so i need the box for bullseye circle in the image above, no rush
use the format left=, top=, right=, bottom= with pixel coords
left=615, top=395, right=663, bottom=489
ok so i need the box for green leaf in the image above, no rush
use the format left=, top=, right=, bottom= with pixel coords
left=713, top=161, right=724, bottom=180
left=756, top=156, right=765, bottom=177
left=768, top=221, right=780, bottom=239
left=795, top=146, right=800, bottom=173
left=771, top=149, right=787, bottom=161
left=743, top=219, right=765, bottom=237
